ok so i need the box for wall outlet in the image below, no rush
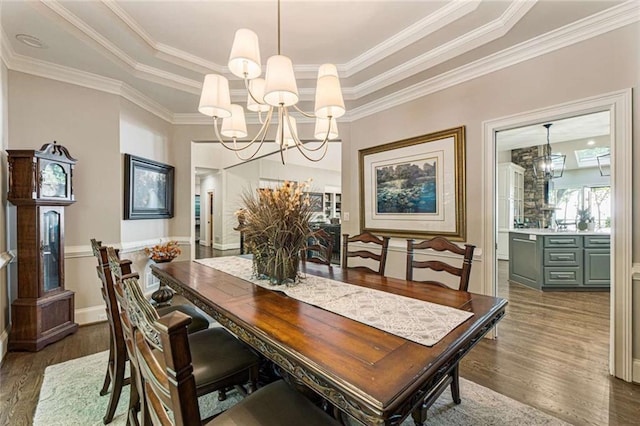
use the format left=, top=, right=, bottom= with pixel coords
left=343, top=212, right=350, bottom=221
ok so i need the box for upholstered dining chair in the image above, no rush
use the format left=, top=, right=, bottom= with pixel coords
left=105, top=246, right=261, bottom=425
left=342, top=231, right=390, bottom=275
left=405, top=237, right=475, bottom=291
left=405, top=236, right=475, bottom=422
left=302, top=228, right=334, bottom=265
left=132, top=305, right=340, bottom=426
left=90, top=239, right=211, bottom=424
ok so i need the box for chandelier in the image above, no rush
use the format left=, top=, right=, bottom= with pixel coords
left=533, top=123, right=565, bottom=180
left=197, top=0, right=345, bottom=164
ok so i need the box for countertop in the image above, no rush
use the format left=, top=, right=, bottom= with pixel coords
left=509, top=228, right=610, bottom=236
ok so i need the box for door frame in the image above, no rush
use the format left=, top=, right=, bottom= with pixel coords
left=481, top=89, right=633, bottom=381
left=208, top=191, right=214, bottom=247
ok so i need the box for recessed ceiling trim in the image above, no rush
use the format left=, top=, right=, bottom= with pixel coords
left=348, top=0, right=640, bottom=121
left=341, top=0, right=481, bottom=77
left=350, top=0, right=536, bottom=98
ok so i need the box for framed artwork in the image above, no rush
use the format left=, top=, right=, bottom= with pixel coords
left=359, top=126, right=466, bottom=241
left=124, top=154, right=175, bottom=220
left=308, top=192, right=324, bottom=212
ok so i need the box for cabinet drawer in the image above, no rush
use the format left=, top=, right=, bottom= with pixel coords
left=584, top=235, right=610, bottom=248
left=544, top=235, right=581, bottom=248
left=544, top=249, right=581, bottom=267
left=544, top=267, right=582, bottom=286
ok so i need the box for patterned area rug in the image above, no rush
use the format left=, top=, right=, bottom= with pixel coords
left=34, top=351, right=569, bottom=426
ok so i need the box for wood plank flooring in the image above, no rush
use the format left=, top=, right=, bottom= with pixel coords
left=1, top=259, right=638, bottom=425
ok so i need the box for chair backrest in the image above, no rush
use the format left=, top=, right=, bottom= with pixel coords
left=342, top=231, right=390, bottom=275
left=303, top=228, right=334, bottom=265
left=131, top=294, right=201, bottom=426
left=90, top=239, right=125, bottom=354
left=406, top=237, right=475, bottom=291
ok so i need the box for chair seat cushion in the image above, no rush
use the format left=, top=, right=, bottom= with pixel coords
left=157, top=304, right=210, bottom=334
left=208, top=380, right=339, bottom=426
left=188, top=328, right=260, bottom=392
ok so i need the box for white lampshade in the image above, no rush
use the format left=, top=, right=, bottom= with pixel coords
left=247, top=78, right=269, bottom=112
left=221, top=104, right=248, bottom=138
left=314, top=117, right=339, bottom=140
left=263, top=55, right=299, bottom=107
left=276, top=116, right=298, bottom=147
left=198, top=74, right=232, bottom=118
left=314, top=64, right=345, bottom=119
left=228, top=29, right=262, bottom=79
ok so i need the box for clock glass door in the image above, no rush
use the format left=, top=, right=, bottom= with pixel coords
left=42, top=208, right=62, bottom=292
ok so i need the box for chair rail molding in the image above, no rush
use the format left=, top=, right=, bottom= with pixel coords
left=482, top=89, right=633, bottom=382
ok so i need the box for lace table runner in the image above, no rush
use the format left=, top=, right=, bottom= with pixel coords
left=195, top=257, right=473, bottom=347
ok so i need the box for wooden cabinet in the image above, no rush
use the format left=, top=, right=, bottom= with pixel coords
left=8, top=142, right=78, bottom=351
left=508, top=232, right=609, bottom=291
left=497, top=163, right=524, bottom=260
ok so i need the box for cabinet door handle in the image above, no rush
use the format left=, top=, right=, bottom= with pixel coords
left=550, top=239, right=574, bottom=244
left=589, top=240, right=609, bottom=244
left=551, top=272, right=574, bottom=279
left=555, top=256, right=573, bottom=260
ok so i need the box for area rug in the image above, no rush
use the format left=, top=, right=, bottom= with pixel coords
left=34, top=351, right=568, bottom=426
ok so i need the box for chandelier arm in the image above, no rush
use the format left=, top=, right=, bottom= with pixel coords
left=291, top=104, right=317, bottom=119
left=292, top=135, right=329, bottom=162
left=283, top=109, right=331, bottom=153
left=225, top=114, right=273, bottom=162
left=243, top=77, right=267, bottom=108
left=212, top=110, right=274, bottom=152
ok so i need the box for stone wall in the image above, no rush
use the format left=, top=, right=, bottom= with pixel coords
left=511, top=146, right=554, bottom=228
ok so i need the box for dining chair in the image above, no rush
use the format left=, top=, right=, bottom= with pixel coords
left=90, top=239, right=212, bottom=424
left=405, top=237, right=475, bottom=291
left=105, top=246, right=261, bottom=425
left=405, top=236, right=475, bottom=423
left=341, top=231, right=390, bottom=275
left=303, top=228, right=334, bottom=265
left=132, top=305, right=340, bottom=426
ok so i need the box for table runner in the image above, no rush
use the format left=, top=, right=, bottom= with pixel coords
left=195, top=257, right=473, bottom=347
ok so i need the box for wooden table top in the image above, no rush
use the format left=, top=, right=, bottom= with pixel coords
left=152, top=260, right=507, bottom=425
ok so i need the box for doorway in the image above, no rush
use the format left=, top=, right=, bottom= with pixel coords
left=482, top=90, right=633, bottom=381
left=208, top=191, right=214, bottom=247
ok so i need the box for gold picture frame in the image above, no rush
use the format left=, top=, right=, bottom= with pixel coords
left=359, top=126, right=466, bottom=241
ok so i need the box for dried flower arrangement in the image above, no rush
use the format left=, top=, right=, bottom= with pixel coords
left=144, top=240, right=181, bottom=262
left=238, top=181, right=313, bottom=284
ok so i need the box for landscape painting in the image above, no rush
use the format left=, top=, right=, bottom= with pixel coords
left=359, top=126, right=466, bottom=240
left=376, top=159, right=438, bottom=214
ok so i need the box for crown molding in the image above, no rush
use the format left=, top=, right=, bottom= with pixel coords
left=351, top=0, right=536, bottom=98
left=342, top=1, right=480, bottom=77
left=3, top=37, right=173, bottom=122
left=349, top=0, right=640, bottom=121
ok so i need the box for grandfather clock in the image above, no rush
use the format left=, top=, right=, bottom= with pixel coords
left=7, top=142, right=78, bottom=351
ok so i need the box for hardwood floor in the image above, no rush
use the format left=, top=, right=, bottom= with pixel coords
left=0, top=259, right=638, bottom=425
left=195, top=243, right=239, bottom=259
left=460, top=260, right=639, bottom=425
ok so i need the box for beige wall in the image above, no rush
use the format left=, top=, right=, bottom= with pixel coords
left=344, top=25, right=639, bottom=355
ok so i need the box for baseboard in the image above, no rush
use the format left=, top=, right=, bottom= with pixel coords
left=0, top=328, right=8, bottom=366
left=75, top=305, right=107, bottom=326
left=633, top=358, right=640, bottom=384
left=212, top=243, right=240, bottom=251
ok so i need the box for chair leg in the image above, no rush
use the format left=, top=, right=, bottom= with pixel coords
left=411, top=405, right=426, bottom=426
left=127, top=366, right=141, bottom=426
left=450, top=365, right=461, bottom=404
left=103, top=348, right=127, bottom=424
left=100, top=331, right=115, bottom=396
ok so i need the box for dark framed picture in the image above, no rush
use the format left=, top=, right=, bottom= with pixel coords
left=308, top=192, right=324, bottom=212
left=124, top=154, right=174, bottom=220
left=359, top=126, right=466, bottom=241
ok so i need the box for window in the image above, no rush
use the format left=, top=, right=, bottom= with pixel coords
left=574, top=147, right=610, bottom=168
left=552, top=185, right=611, bottom=230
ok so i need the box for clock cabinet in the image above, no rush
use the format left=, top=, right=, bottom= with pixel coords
left=7, top=142, right=78, bottom=351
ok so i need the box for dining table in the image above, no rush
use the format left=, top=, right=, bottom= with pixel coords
left=151, top=258, right=507, bottom=425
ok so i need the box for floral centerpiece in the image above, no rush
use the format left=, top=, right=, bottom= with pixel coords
left=144, top=240, right=181, bottom=262
left=238, top=181, right=313, bottom=285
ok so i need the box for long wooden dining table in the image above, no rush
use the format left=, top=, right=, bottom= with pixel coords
left=151, top=259, right=507, bottom=425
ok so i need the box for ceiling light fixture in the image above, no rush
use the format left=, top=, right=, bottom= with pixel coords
left=533, top=123, right=565, bottom=180
left=197, top=0, right=344, bottom=164
left=16, top=34, right=46, bottom=49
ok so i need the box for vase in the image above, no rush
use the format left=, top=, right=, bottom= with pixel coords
left=151, top=257, right=175, bottom=306
left=577, top=220, right=588, bottom=231
left=152, top=257, right=174, bottom=263
left=253, top=250, right=299, bottom=285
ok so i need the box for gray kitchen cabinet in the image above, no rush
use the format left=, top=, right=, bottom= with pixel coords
left=509, top=232, right=609, bottom=291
